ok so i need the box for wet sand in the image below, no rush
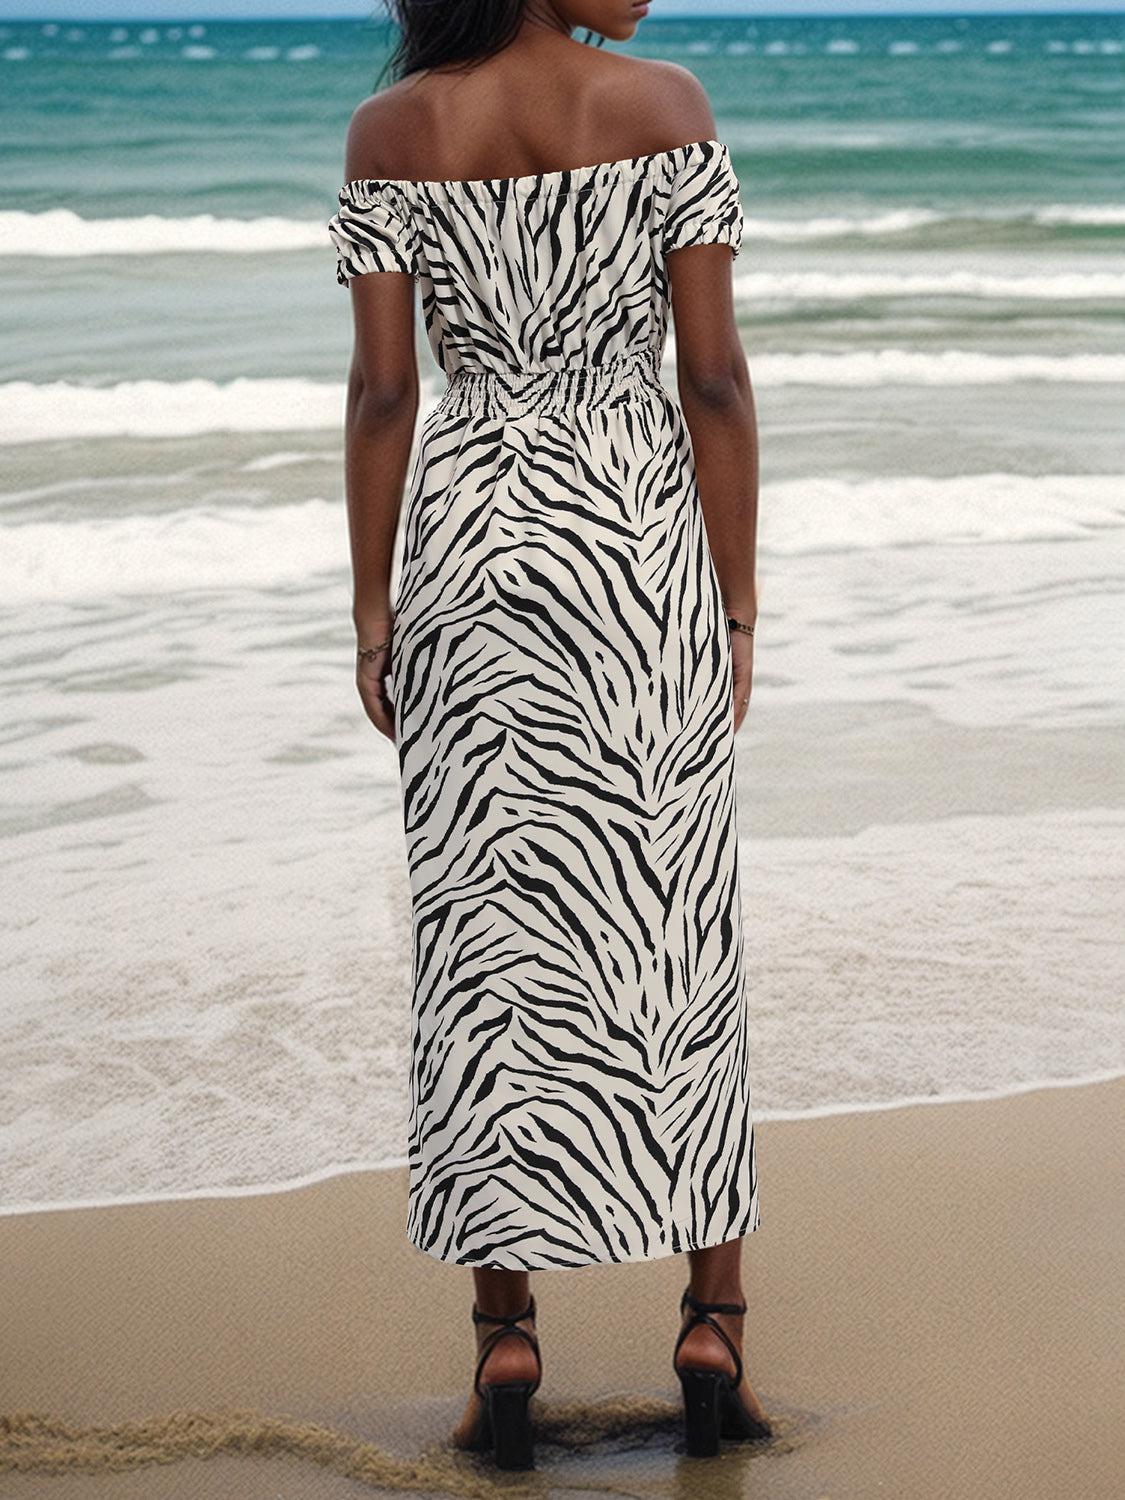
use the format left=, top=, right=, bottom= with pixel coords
left=2, top=1075, right=1122, bottom=1498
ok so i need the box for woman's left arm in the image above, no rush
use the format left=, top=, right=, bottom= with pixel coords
left=333, top=101, right=421, bottom=743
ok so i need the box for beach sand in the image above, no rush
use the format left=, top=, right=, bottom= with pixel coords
left=2, top=1075, right=1122, bottom=1498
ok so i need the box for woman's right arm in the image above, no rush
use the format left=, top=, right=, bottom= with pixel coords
left=658, top=73, right=760, bottom=731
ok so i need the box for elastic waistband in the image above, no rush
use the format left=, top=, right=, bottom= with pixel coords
left=438, top=347, right=664, bottom=418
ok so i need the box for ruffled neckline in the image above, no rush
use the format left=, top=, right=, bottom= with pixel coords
left=339, top=138, right=729, bottom=199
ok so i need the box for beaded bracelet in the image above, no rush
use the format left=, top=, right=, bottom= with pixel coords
left=726, top=615, right=756, bottom=636
left=357, top=636, right=392, bottom=661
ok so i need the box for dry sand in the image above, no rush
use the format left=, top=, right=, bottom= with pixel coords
left=2, top=1076, right=1122, bottom=1498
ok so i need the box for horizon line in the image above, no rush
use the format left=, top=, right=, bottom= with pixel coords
left=4, top=8, right=1124, bottom=21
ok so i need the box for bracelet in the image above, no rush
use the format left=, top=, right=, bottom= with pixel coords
left=726, top=614, right=756, bottom=636
left=357, top=635, right=392, bottom=661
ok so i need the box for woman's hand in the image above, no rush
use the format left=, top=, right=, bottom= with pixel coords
left=731, top=629, right=754, bottom=733
left=356, top=615, right=396, bottom=744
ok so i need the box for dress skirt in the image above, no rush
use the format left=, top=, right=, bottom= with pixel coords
left=388, top=347, right=759, bottom=1269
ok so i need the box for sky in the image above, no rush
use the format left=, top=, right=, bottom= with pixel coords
left=1, top=1, right=1122, bottom=18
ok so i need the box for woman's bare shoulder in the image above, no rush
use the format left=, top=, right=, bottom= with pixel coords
left=588, top=52, right=718, bottom=153
left=340, top=50, right=717, bottom=182
left=342, top=81, right=421, bottom=181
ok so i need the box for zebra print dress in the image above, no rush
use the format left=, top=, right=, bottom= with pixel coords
left=329, top=138, right=759, bottom=1269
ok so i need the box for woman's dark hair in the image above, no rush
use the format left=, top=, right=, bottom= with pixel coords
left=378, top=1, right=603, bottom=84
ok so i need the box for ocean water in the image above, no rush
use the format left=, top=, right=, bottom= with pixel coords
left=1, top=13, right=1123, bottom=1214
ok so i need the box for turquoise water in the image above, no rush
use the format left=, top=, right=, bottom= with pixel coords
left=3, top=13, right=1125, bottom=216
left=2, top=12, right=1124, bottom=383
left=1, top=14, right=1123, bottom=1213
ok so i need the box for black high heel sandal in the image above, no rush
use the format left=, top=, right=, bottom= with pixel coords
left=467, top=1294, right=542, bottom=1471
left=673, top=1287, right=773, bottom=1458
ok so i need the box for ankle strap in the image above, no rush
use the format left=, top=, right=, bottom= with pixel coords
left=675, top=1286, right=746, bottom=1388
left=471, top=1295, right=541, bottom=1397
left=472, top=1294, right=536, bottom=1328
left=681, top=1288, right=747, bottom=1317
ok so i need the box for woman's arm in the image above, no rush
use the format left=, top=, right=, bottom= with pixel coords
left=344, top=276, right=418, bottom=744
left=340, top=114, right=420, bottom=743
left=345, top=277, right=419, bottom=635
left=668, top=247, right=760, bottom=729
left=655, top=66, right=759, bottom=729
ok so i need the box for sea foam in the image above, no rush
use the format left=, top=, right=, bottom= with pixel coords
left=1, top=476, right=1120, bottom=603
left=2, top=803, right=1120, bottom=1214
left=1, top=208, right=327, bottom=257
left=4, top=354, right=1123, bottom=444
left=3, top=204, right=1122, bottom=257
left=732, top=269, right=1125, bottom=301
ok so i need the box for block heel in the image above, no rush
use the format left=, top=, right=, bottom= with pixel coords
left=483, top=1380, right=536, bottom=1470
left=673, top=1287, right=773, bottom=1458
left=678, top=1366, right=726, bottom=1457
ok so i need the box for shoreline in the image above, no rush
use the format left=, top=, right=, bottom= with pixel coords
left=2, top=1065, right=1121, bottom=1222
left=3, top=1075, right=1121, bottom=1498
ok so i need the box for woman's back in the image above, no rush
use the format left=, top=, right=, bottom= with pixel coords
left=328, top=29, right=743, bottom=377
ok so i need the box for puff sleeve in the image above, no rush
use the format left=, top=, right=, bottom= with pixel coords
left=328, top=179, right=420, bottom=283
left=661, top=141, right=744, bottom=260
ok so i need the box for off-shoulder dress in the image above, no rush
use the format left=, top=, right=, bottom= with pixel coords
left=328, top=139, right=759, bottom=1269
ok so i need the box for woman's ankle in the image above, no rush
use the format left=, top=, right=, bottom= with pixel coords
left=687, top=1280, right=745, bottom=1307
left=685, top=1237, right=746, bottom=1306
left=472, top=1270, right=532, bottom=1319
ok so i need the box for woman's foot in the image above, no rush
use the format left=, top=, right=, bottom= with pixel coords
left=451, top=1297, right=541, bottom=1450
left=674, top=1292, right=771, bottom=1430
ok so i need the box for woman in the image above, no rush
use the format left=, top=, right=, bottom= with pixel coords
left=327, top=0, right=767, bottom=1471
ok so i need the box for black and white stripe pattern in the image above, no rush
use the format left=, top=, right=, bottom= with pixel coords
left=330, top=140, right=758, bottom=1268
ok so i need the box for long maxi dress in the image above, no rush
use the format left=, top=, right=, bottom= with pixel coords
left=328, top=138, right=760, bottom=1270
